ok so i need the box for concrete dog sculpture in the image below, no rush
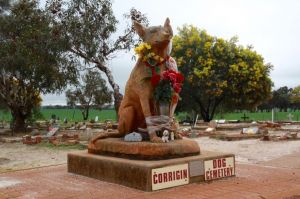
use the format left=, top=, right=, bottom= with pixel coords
left=91, top=18, right=178, bottom=143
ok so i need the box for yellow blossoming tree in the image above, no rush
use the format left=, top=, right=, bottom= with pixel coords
left=172, top=25, right=273, bottom=121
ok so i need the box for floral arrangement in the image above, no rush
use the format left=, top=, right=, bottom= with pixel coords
left=134, top=42, right=184, bottom=103
left=153, top=70, right=184, bottom=103
left=134, top=43, right=164, bottom=63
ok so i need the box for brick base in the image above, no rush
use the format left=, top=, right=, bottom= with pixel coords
left=68, top=151, right=235, bottom=191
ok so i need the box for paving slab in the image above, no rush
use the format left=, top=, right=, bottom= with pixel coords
left=0, top=161, right=300, bottom=199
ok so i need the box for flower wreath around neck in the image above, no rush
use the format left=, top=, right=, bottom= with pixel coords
left=134, top=42, right=184, bottom=104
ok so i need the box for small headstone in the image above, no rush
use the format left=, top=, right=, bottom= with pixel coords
left=63, top=118, right=68, bottom=124
left=47, top=127, right=59, bottom=137
left=242, top=127, right=259, bottom=134
left=124, top=132, right=142, bottom=142
left=205, top=127, right=215, bottom=133
left=209, top=120, right=217, bottom=128
left=79, top=125, right=87, bottom=130
left=217, top=119, right=226, bottom=124
left=31, top=129, right=40, bottom=136
left=287, top=113, right=294, bottom=121
left=95, top=116, right=99, bottom=122
left=189, top=130, right=198, bottom=138
left=69, top=125, right=75, bottom=130
left=241, top=113, right=249, bottom=121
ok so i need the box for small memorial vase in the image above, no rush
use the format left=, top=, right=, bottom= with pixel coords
left=159, top=102, right=170, bottom=116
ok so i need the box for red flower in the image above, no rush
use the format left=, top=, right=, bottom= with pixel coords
left=173, top=83, right=182, bottom=93
left=151, top=74, right=161, bottom=87
left=162, top=70, right=179, bottom=83
left=172, top=94, right=179, bottom=103
left=162, top=70, right=170, bottom=80
left=176, top=73, right=185, bottom=83
left=168, top=72, right=177, bottom=83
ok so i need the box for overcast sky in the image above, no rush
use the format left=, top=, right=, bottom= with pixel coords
left=42, top=0, right=300, bottom=105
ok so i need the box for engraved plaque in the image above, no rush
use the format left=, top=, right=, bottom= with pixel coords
left=152, top=164, right=189, bottom=191
left=189, top=160, right=204, bottom=177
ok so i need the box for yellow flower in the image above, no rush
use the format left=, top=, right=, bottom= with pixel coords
left=134, top=42, right=167, bottom=64
left=154, top=55, right=161, bottom=61
left=145, top=43, right=151, bottom=49
left=149, top=52, right=155, bottom=57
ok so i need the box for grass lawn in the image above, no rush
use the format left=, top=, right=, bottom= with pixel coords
left=0, top=108, right=117, bottom=122
left=1, top=108, right=300, bottom=122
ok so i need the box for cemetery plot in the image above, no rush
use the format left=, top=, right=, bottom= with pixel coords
left=184, top=121, right=300, bottom=142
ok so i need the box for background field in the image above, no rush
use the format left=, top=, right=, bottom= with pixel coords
left=1, top=108, right=300, bottom=122
left=0, top=108, right=117, bottom=122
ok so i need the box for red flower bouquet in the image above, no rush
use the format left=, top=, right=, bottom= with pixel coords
left=153, top=69, right=184, bottom=103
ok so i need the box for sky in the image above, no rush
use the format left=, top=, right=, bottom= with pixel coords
left=42, top=0, right=300, bottom=105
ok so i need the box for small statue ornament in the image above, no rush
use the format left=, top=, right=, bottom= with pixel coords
left=162, top=130, right=169, bottom=143
left=170, top=131, right=175, bottom=141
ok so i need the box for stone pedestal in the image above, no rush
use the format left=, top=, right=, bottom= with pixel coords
left=68, top=150, right=235, bottom=191
left=88, top=138, right=200, bottom=160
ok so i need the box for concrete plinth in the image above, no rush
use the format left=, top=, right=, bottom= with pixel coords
left=88, top=138, right=200, bottom=160
left=68, top=151, right=235, bottom=191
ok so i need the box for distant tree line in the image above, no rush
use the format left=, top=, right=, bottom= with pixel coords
left=257, top=86, right=300, bottom=112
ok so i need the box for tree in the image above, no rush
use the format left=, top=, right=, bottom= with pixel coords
left=46, top=0, right=148, bottom=113
left=269, top=86, right=292, bottom=112
left=66, top=70, right=112, bottom=120
left=0, top=0, right=78, bottom=133
left=0, top=0, right=10, bottom=13
left=0, top=97, right=7, bottom=110
left=290, top=85, right=300, bottom=111
left=172, top=25, right=273, bottom=121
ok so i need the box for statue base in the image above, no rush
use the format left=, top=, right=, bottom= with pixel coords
left=68, top=150, right=235, bottom=191
left=88, top=138, right=200, bottom=160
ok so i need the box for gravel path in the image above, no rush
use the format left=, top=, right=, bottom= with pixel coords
left=195, top=137, right=300, bottom=164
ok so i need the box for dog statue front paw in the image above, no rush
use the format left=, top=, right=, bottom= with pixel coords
left=149, top=133, right=163, bottom=143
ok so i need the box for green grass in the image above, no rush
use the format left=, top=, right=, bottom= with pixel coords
left=0, top=110, right=10, bottom=122
left=40, top=108, right=117, bottom=122
left=1, top=108, right=300, bottom=122
left=0, top=108, right=116, bottom=122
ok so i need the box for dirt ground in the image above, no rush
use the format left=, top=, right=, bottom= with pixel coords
left=1, top=136, right=300, bottom=173
left=0, top=142, right=84, bottom=173
left=195, top=137, right=300, bottom=164
left=1, top=124, right=300, bottom=173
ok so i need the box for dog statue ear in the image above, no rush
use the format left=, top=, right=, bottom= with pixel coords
left=164, top=17, right=170, bottom=28
left=133, top=21, right=146, bottom=39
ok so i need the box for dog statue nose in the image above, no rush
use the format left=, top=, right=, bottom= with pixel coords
left=163, top=33, right=172, bottom=40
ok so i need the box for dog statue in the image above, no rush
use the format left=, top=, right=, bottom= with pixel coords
left=91, top=18, right=178, bottom=144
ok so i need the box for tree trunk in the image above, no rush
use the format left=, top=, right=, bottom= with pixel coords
left=11, top=110, right=27, bottom=135
left=195, top=97, right=223, bottom=122
left=96, top=64, right=123, bottom=116
left=199, top=110, right=210, bottom=122
left=82, top=107, right=89, bottom=121
left=69, top=49, right=124, bottom=117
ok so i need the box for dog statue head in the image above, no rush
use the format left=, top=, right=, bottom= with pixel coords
left=134, top=18, right=173, bottom=49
